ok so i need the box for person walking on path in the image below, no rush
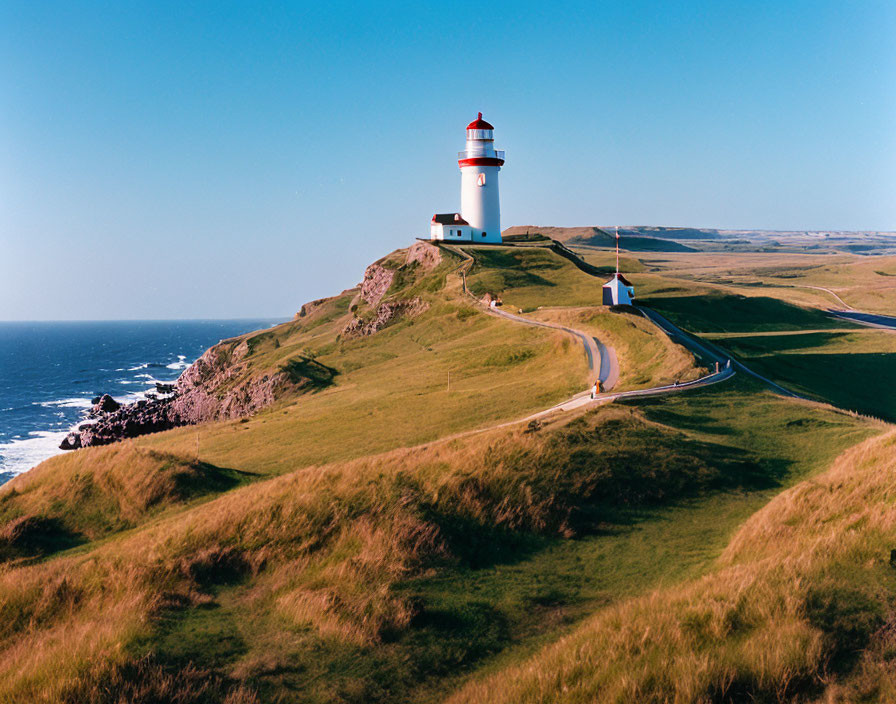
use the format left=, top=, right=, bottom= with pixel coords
left=590, top=380, right=599, bottom=400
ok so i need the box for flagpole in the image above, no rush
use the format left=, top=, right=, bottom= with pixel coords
left=615, top=226, right=619, bottom=274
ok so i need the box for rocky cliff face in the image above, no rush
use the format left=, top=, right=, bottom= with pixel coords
left=60, top=241, right=444, bottom=451
left=342, top=298, right=429, bottom=338
left=405, top=240, right=442, bottom=271
left=342, top=241, right=441, bottom=338
left=169, top=341, right=291, bottom=423
left=358, top=264, right=395, bottom=308
left=61, top=342, right=296, bottom=450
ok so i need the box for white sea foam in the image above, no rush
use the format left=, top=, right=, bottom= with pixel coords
left=35, top=397, right=94, bottom=409
left=5, top=353, right=192, bottom=478
left=166, top=355, right=189, bottom=370
left=0, top=430, right=69, bottom=476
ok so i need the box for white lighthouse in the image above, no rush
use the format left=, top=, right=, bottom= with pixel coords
left=430, top=113, right=505, bottom=243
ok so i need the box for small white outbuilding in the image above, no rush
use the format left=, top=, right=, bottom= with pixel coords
left=430, top=213, right=473, bottom=241
left=602, top=273, right=635, bottom=306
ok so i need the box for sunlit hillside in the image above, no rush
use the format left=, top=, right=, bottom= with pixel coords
left=1, top=238, right=894, bottom=703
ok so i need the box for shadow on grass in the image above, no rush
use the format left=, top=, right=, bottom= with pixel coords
left=280, top=356, right=338, bottom=391
left=152, top=598, right=250, bottom=678
left=419, top=423, right=782, bottom=576
left=0, top=515, right=85, bottom=562
left=731, top=351, right=896, bottom=422
left=622, top=397, right=742, bottom=436
left=570, top=234, right=697, bottom=253
left=720, top=331, right=852, bottom=354
left=402, top=601, right=511, bottom=674
left=172, top=460, right=256, bottom=501
left=392, top=431, right=785, bottom=703
left=640, top=293, right=849, bottom=333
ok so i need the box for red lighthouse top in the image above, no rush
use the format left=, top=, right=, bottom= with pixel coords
left=466, top=112, right=494, bottom=130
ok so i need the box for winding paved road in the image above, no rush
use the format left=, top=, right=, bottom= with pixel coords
left=828, top=310, right=896, bottom=330
left=445, top=241, right=738, bottom=420
left=453, top=240, right=896, bottom=413
left=480, top=302, right=736, bottom=420
left=639, top=307, right=807, bottom=400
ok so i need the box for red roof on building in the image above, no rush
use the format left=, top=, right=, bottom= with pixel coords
left=432, top=213, right=469, bottom=225
left=466, top=112, right=494, bottom=130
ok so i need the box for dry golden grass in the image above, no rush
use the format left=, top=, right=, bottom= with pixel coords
left=5, top=243, right=892, bottom=702
left=446, top=430, right=896, bottom=704
left=598, top=249, right=896, bottom=314
left=0, top=406, right=746, bottom=701
left=0, top=444, right=240, bottom=549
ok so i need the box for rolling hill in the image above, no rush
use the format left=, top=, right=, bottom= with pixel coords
left=504, top=225, right=896, bottom=256
left=0, top=236, right=894, bottom=703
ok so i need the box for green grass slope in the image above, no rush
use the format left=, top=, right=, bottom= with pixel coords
left=0, top=240, right=892, bottom=703
left=587, top=248, right=896, bottom=421
left=0, top=377, right=879, bottom=704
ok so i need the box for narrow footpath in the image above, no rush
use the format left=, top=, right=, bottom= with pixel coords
left=481, top=305, right=616, bottom=390
left=442, top=242, right=737, bottom=425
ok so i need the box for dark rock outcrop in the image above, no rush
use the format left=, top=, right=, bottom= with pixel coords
left=60, top=342, right=328, bottom=450
left=62, top=397, right=183, bottom=449
left=60, top=432, right=82, bottom=450
left=89, top=394, right=120, bottom=416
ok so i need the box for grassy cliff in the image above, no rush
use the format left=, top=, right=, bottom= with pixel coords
left=0, top=239, right=893, bottom=702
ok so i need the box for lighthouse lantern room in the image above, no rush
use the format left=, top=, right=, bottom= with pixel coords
left=430, top=113, right=505, bottom=243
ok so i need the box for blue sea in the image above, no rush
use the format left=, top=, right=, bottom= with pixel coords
left=0, top=319, right=281, bottom=483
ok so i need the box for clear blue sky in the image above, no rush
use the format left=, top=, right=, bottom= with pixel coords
left=2, top=1, right=894, bottom=320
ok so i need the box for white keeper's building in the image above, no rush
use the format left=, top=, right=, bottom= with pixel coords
left=430, top=113, right=505, bottom=243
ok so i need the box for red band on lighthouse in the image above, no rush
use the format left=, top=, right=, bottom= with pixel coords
left=458, top=157, right=504, bottom=167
